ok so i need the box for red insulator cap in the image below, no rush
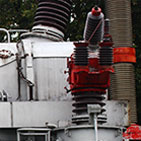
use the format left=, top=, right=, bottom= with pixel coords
left=92, top=7, right=101, bottom=16
left=73, top=42, right=88, bottom=47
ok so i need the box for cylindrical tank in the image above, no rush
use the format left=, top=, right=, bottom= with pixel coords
left=55, top=125, right=123, bottom=141
left=83, top=6, right=104, bottom=46
left=105, top=0, right=137, bottom=123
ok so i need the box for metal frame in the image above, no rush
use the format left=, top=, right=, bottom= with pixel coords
left=0, top=28, right=10, bottom=43
left=17, top=128, right=51, bottom=141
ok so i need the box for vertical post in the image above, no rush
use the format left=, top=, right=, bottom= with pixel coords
left=94, top=114, right=98, bottom=141
left=88, top=104, right=102, bottom=141
left=0, top=28, right=10, bottom=43
left=47, top=131, right=51, bottom=141
left=17, top=132, right=20, bottom=141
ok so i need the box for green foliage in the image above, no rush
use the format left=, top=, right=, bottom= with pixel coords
left=0, top=0, right=37, bottom=29
left=0, top=0, right=37, bottom=41
left=65, top=0, right=105, bottom=41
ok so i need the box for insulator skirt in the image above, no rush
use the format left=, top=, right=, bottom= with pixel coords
left=71, top=91, right=106, bottom=124
left=72, top=91, right=106, bottom=115
left=34, top=0, right=72, bottom=33
left=110, top=63, right=137, bottom=123
left=74, top=46, right=88, bottom=66
left=83, top=12, right=104, bottom=45
left=99, top=46, right=113, bottom=65
left=105, top=0, right=132, bottom=47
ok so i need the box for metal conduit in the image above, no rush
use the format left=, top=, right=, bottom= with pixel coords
left=105, top=0, right=137, bottom=123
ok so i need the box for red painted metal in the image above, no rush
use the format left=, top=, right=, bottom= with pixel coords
left=67, top=42, right=113, bottom=94
left=123, top=124, right=141, bottom=140
left=67, top=16, right=114, bottom=120
left=113, top=47, right=136, bottom=63
left=92, top=7, right=102, bottom=16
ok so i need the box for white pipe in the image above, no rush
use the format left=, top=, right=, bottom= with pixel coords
left=94, top=114, right=98, bottom=141
left=0, top=28, right=10, bottom=43
left=8, top=29, right=29, bottom=33
left=17, top=132, right=20, bottom=141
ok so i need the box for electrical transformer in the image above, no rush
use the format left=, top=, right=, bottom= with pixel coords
left=0, top=0, right=137, bottom=141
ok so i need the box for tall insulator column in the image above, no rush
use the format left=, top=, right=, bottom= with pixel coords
left=83, top=6, right=104, bottom=46
left=105, top=0, right=137, bottom=123
left=99, top=19, right=113, bottom=66
left=33, top=0, right=72, bottom=39
left=68, top=42, right=112, bottom=125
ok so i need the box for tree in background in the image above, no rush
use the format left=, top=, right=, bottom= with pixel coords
left=0, top=0, right=140, bottom=123
left=0, top=0, right=37, bottom=41
left=65, top=0, right=105, bottom=41
left=0, top=0, right=37, bottom=29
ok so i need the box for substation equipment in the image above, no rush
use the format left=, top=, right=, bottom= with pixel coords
left=0, top=0, right=136, bottom=141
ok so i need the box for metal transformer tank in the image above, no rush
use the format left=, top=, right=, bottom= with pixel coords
left=0, top=0, right=136, bottom=141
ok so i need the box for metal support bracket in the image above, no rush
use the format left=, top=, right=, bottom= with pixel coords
left=88, top=104, right=102, bottom=141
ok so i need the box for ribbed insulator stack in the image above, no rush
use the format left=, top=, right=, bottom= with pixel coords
left=99, top=46, right=113, bottom=65
left=74, top=46, right=88, bottom=66
left=34, top=0, right=72, bottom=34
left=106, top=0, right=132, bottom=47
left=99, top=19, right=113, bottom=66
left=106, top=0, right=137, bottom=123
left=110, top=64, right=136, bottom=121
left=83, top=7, right=104, bottom=46
left=72, top=91, right=106, bottom=124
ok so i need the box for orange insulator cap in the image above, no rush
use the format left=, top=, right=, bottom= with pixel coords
left=92, top=7, right=101, bottom=16
left=113, top=47, right=136, bottom=63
